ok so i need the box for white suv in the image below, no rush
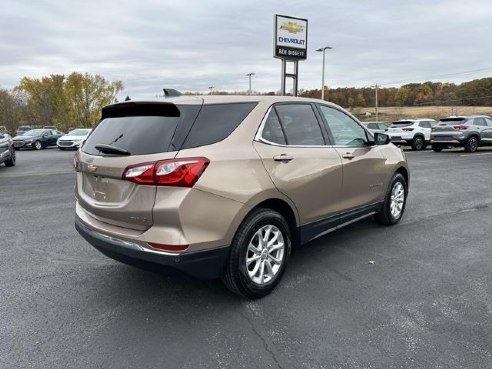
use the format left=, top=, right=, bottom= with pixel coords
left=387, top=119, right=436, bottom=151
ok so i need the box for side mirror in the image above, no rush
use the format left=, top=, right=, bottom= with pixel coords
left=374, top=132, right=391, bottom=145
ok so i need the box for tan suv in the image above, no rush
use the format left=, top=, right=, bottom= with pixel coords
left=74, top=96, right=409, bottom=298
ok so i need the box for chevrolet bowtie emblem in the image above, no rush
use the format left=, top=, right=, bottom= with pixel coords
left=280, top=22, right=304, bottom=34
left=87, top=164, right=97, bottom=173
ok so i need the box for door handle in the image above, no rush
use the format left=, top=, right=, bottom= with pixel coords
left=342, top=153, right=355, bottom=160
left=273, top=154, right=294, bottom=162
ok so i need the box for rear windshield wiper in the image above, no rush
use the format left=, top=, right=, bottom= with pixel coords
left=94, top=144, right=131, bottom=155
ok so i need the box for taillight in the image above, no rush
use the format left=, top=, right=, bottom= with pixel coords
left=402, top=128, right=414, bottom=131
left=453, top=125, right=467, bottom=130
left=122, top=157, right=209, bottom=187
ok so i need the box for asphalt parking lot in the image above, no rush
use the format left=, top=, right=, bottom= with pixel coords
left=1, top=147, right=491, bottom=369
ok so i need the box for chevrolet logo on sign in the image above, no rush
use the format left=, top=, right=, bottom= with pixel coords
left=280, top=22, right=304, bottom=34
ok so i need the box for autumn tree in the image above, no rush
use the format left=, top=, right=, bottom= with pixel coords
left=16, top=72, right=123, bottom=131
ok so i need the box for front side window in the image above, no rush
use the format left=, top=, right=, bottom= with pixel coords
left=319, top=105, right=368, bottom=146
left=274, top=104, right=324, bottom=146
left=484, top=118, right=492, bottom=126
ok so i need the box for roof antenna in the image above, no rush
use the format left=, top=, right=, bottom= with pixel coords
left=163, top=89, right=182, bottom=98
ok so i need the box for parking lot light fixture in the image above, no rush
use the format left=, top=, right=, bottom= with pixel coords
left=316, top=46, right=332, bottom=101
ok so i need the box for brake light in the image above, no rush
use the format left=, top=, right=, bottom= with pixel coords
left=122, top=157, right=209, bottom=187
left=148, top=242, right=189, bottom=252
left=402, top=128, right=414, bottom=131
left=453, top=125, right=467, bottom=130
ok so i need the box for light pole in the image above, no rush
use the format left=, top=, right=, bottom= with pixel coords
left=208, top=86, right=214, bottom=95
left=371, top=84, right=379, bottom=121
left=316, top=46, right=332, bottom=101
left=246, top=73, right=255, bottom=96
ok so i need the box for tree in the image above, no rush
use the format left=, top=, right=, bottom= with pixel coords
left=17, top=72, right=124, bottom=131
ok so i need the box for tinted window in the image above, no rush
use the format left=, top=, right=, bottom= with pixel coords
left=261, top=109, right=286, bottom=145
left=378, top=123, right=388, bottom=130
left=419, top=121, right=431, bottom=128
left=485, top=118, right=492, bottom=126
left=275, top=104, right=324, bottom=146
left=182, top=103, right=256, bottom=149
left=391, top=121, right=413, bottom=128
left=83, top=116, right=182, bottom=155
left=367, top=123, right=378, bottom=129
left=319, top=105, right=368, bottom=146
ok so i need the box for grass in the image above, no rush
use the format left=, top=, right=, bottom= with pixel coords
left=352, top=106, right=492, bottom=122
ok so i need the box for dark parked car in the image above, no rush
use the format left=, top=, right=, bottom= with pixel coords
left=0, top=132, right=15, bottom=167
left=12, top=129, right=64, bottom=150
left=431, top=115, right=492, bottom=152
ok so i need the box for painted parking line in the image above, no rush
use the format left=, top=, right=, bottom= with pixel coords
left=460, top=152, right=492, bottom=157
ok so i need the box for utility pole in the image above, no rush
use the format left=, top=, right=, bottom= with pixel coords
left=208, top=86, right=214, bottom=95
left=246, top=73, right=255, bottom=96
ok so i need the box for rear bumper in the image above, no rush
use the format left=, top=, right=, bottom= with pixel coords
left=75, top=216, right=229, bottom=279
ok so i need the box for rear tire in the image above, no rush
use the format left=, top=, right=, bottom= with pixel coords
left=375, top=173, right=407, bottom=226
left=412, top=136, right=425, bottom=151
left=432, top=144, right=443, bottom=152
left=222, top=208, right=292, bottom=299
left=464, top=136, right=478, bottom=153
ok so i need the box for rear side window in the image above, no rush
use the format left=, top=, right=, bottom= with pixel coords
left=274, top=104, right=324, bottom=146
left=181, top=103, right=257, bottom=149
left=419, top=121, right=431, bottom=128
left=367, top=123, right=377, bottom=129
left=474, top=118, right=486, bottom=126
left=261, top=109, right=286, bottom=145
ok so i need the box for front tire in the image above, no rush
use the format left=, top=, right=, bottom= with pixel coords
left=33, top=140, right=42, bottom=150
left=375, top=173, right=407, bottom=226
left=222, top=208, right=292, bottom=299
left=4, top=149, right=15, bottom=167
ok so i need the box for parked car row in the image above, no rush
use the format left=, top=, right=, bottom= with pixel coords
left=362, top=115, right=492, bottom=152
left=11, top=128, right=92, bottom=150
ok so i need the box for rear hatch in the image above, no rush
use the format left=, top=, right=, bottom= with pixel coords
left=387, top=121, right=414, bottom=135
left=75, top=101, right=202, bottom=231
left=432, top=117, right=469, bottom=132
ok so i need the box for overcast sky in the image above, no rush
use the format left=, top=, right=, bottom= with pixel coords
left=1, top=0, right=492, bottom=99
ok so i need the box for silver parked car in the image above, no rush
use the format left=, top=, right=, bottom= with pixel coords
left=431, top=115, right=492, bottom=152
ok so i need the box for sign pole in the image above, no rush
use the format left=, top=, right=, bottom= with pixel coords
left=273, top=14, right=308, bottom=97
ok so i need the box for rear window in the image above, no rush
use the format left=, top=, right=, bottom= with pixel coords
left=391, top=121, right=413, bottom=128
left=366, top=123, right=378, bottom=129
left=438, top=118, right=468, bottom=125
left=181, top=103, right=257, bottom=149
left=83, top=103, right=201, bottom=156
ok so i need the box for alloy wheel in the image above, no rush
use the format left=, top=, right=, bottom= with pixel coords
left=246, top=225, right=285, bottom=285
left=390, top=182, right=405, bottom=218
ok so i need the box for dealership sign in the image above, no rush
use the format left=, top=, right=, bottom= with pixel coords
left=273, top=14, right=308, bottom=60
